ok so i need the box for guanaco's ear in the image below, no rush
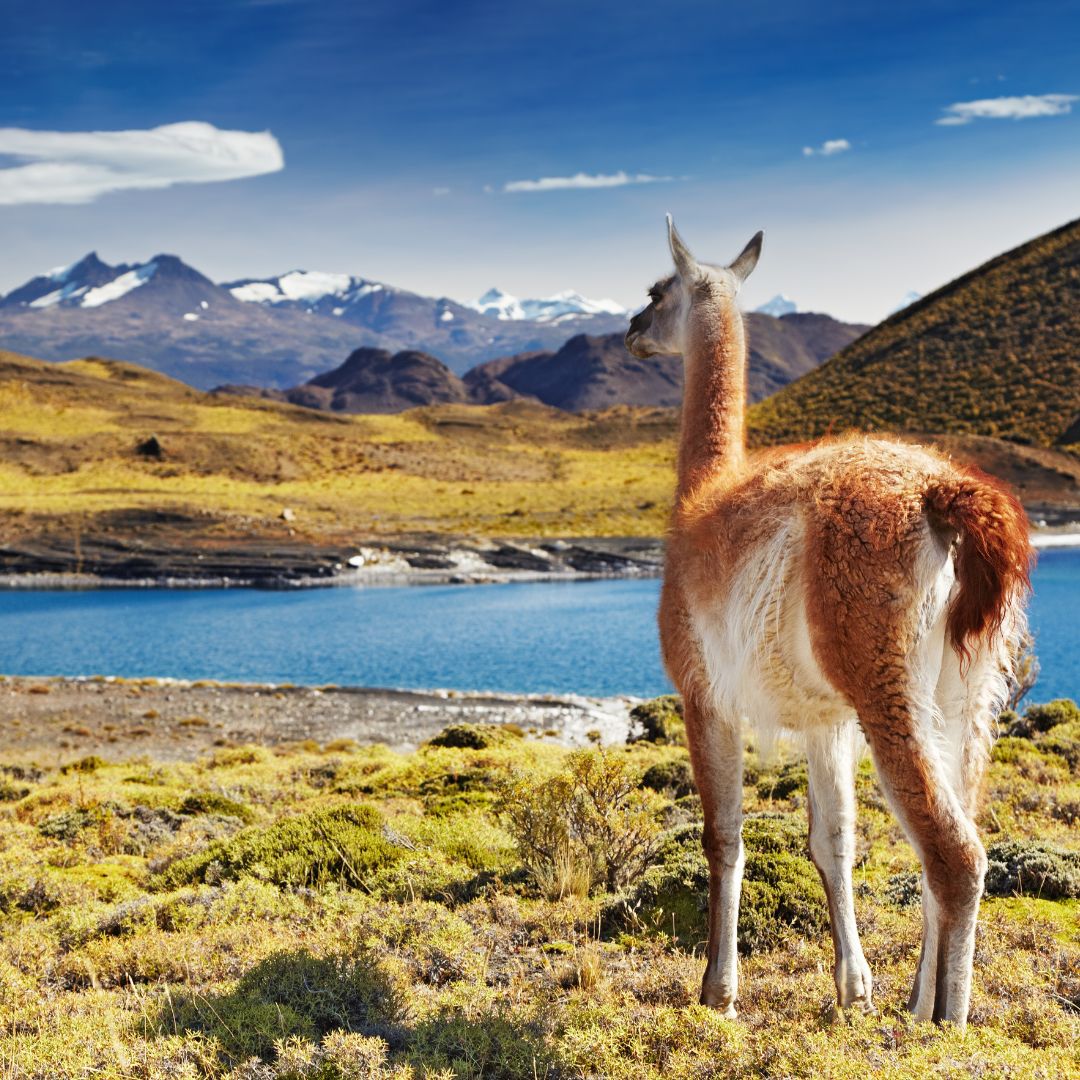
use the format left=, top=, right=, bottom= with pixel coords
left=728, top=231, right=764, bottom=285
left=666, top=214, right=698, bottom=281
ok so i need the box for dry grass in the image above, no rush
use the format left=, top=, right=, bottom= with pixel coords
left=0, top=698, right=1076, bottom=1078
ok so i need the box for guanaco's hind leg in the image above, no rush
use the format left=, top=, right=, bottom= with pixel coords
left=902, top=635, right=999, bottom=1019
left=805, top=722, right=874, bottom=1013
left=683, top=696, right=744, bottom=1017
left=856, top=689, right=986, bottom=1028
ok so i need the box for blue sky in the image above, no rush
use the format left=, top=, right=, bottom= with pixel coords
left=1, top=0, right=1078, bottom=321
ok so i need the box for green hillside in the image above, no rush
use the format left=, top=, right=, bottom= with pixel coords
left=749, top=217, right=1080, bottom=448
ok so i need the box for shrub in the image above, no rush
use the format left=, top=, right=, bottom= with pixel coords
left=500, top=750, right=663, bottom=896
left=640, top=760, right=695, bottom=799
left=0, top=779, right=29, bottom=802
left=427, top=723, right=521, bottom=750
left=60, top=755, right=107, bottom=774
left=754, top=760, right=808, bottom=801
left=1040, top=723, right=1080, bottom=771
left=984, top=839, right=1080, bottom=900
left=1022, top=699, right=1080, bottom=734
left=628, top=696, right=685, bottom=746
left=606, top=814, right=827, bottom=954
left=170, top=949, right=407, bottom=1065
left=154, top=806, right=402, bottom=890
left=178, top=791, right=255, bottom=822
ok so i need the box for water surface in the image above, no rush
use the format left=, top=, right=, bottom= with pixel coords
left=0, top=549, right=1075, bottom=702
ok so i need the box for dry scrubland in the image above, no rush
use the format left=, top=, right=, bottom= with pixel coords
left=0, top=352, right=676, bottom=540
left=1, top=350, right=1079, bottom=553
left=1, top=697, right=1078, bottom=1079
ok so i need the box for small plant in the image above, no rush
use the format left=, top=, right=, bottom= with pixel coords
left=628, top=695, right=685, bottom=745
left=606, top=814, right=827, bottom=954
left=427, top=723, right=522, bottom=750
left=500, top=749, right=663, bottom=896
left=984, top=839, right=1080, bottom=899
left=178, top=791, right=255, bottom=822
left=154, top=805, right=401, bottom=890
left=754, top=759, right=808, bottom=801
left=640, top=760, right=695, bottom=798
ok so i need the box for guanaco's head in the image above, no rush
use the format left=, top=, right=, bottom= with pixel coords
left=625, top=216, right=763, bottom=359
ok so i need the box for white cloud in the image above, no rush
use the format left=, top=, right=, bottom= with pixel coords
left=432, top=186, right=451, bottom=196
left=802, top=138, right=851, bottom=157
left=936, top=94, right=1078, bottom=126
left=0, top=121, right=284, bottom=206
left=503, top=170, right=674, bottom=193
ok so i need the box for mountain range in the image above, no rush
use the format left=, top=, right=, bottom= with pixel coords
left=219, top=308, right=869, bottom=415
left=0, top=253, right=632, bottom=387
left=0, top=252, right=867, bottom=407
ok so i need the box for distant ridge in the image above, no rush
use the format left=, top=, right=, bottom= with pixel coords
left=749, top=217, right=1080, bottom=448
left=218, top=311, right=868, bottom=416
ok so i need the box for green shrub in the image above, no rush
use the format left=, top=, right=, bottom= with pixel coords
left=178, top=791, right=255, bottom=822
left=170, top=949, right=407, bottom=1065
left=500, top=750, right=662, bottom=896
left=154, top=806, right=401, bottom=890
left=1040, top=722, right=1080, bottom=771
left=37, top=806, right=101, bottom=841
left=1022, top=699, right=1080, bottom=734
left=427, top=723, right=522, bottom=750
left=0, top=779, right=30, bottom=802
left=628, top=696, right=685, bottom=746
left=60, top=755, right=107, bottom=775
left=754, top=760, right=808, bottom=800
left=984, top=839, right=1080, bottom=899
left=606, top=814, right=827, bottom=954
left=640, top=760, right=695, bottom=799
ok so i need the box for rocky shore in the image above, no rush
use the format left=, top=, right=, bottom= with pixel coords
left=0, top=676, right=639, bottom=763
left=0, top=518, right=664, bottom=588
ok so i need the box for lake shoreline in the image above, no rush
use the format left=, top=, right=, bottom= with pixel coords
left=0, top=675, right=640, bottom=763
left=0, top=528, right=1076, bottom=590
left=0, top=533, right=664, bottom=590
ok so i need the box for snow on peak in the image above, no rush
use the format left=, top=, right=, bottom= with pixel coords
left=81, top=262, right=158, bottom=308
left=755, top=294, right=798, bottom=317
left=466, top=287, right=626, bottom=322
left=228, top=271, right=384, bottom=310
left=889, top=290, right=922, bottom=315
left=468, top=288, right=526, bottom=320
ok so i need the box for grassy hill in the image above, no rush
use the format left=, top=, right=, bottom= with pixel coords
left=0, top=349, right=677, bottom=540
left=748, top=217, right=1080, bottom=448
left=0, top=347, right=1077, bottom=564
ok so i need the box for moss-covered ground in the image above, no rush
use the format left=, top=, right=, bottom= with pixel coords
left=0, top=702, right=1078, bottom=1078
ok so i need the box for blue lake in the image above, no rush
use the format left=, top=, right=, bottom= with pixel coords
left=0, top=548, right=1076, bottom=702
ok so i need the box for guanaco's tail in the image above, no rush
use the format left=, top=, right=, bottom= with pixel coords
left=924, top=468, right=1034, bottom=661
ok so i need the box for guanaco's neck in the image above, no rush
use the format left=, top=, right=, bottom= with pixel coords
left=676, top=295, right=747, bottom=497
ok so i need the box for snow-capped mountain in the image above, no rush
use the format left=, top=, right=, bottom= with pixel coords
left=754, top=294, right=798, bottom=317
left=0, top=252, right=229, bottom=320
left=889, top=291, right=923, bottom=315
left=0, top=253, right=629, bottom=386
left=466, top=287, right=626, bottom=323
left=226, top=270, right=388, bottom=313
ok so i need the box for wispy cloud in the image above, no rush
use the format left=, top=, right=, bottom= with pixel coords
left=802, top=139, right=851, bottom=157
left=0, top=121, right=284, bottom=206
left=936, top=93, right=1078, bottom=126
left=503, top=170, right=674, bottom=193
left=432, top=186, right=451, bottom=196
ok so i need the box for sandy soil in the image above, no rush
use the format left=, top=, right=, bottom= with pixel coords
left=0, top=676, right=639, bottom=764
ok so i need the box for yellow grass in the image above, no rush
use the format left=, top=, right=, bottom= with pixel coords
left=0, top=351, right=676, bottom=537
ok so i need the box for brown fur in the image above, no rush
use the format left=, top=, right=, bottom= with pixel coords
left=924, top=468, right=1033, bottom=661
